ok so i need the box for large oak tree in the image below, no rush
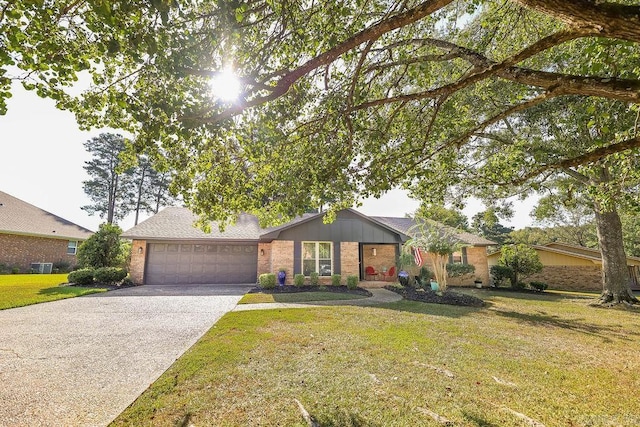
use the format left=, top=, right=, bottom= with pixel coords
left=3, top=0, right=640, bottom=303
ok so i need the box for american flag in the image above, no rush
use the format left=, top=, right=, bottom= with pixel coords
left=413, top=247, right=424, bottom=267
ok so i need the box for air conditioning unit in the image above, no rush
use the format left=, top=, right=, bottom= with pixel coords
left=30, top=262, right=53, bottom=274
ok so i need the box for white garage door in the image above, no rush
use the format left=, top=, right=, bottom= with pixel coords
left=146, top=243, right=258, bottom=285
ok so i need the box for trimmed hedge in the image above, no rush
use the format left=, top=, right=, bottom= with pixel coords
left=310, top=272, right=319, bottom=286
left=93, top=267, right=128, bottom=284
left=259, top=273, right=276, bottom=289
left=294, top=274, right=305, bottom=287
left=68, top=268, right=95, bottom=286
left=331, top=274, right=342, bottom=286
left=346, top=275, right=359, bottom=290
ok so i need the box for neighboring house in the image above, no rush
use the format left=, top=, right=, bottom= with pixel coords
left=122, top=207, right=495, bottom=286
left=487, top=242, right=640, bottom=291
left=0, top=191, right=93, bottom=272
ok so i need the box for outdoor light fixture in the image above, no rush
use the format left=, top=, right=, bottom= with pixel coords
left=137, top=247, right=143, bottom=254
left=372, top=248, right=377, bottom=256
left=260, top=249, right=265, bottom=256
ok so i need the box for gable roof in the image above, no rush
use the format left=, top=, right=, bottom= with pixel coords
left=123, top=206, right=494, bottom=246
left=0, top=191, right=93, bottom=240
left=372, top=216, right=497, bottom=246
left=487, top=242, right=640, bottom=264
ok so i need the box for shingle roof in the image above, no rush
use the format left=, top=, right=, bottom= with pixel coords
left=123, top=206, right=494, bottom=246
left=121, top=207, right=266, bottom=240
left=371, top=216, right=497, bottom=246
left=0, top=191, right=93, bottom=240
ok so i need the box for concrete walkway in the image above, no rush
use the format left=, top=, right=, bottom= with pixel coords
left=233, top=288, right=402, bottom=311
left=0, top=285, right=250, bottom=427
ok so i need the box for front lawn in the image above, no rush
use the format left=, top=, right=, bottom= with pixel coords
left=0, top=274, right=106, bottom=310
left=112, top=290, right=640, bottom=426
left=239, top=291, right=369, bottom=304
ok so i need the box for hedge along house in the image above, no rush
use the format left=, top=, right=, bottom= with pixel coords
left=487, top=242, right=640, bottom=292
left=123, top=207, right=496, bottom=286
left=0, top=190, right=93, bottom=273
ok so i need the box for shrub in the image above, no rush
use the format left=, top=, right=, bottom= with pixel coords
left=294, top=274, right=305, bottom=287
left=259, top=273, right=276, bottom=289
left=93, top=267, right=128, bottom=284
left=310, top=272, right=319, bottom=286
left=11, top=267, right=20, bottom=274
left=490, top=265, right=513, bottom=287
left=77, top=223, right=128, bottom=268
left=529, top=281, right=548, bottom=292
left=446, top=263, right=475, bottom=277
left=53, top=261, right=72, bottom=273
left=346, top=275, right=358, bottom=289
left=68, top=268, right=95, bottom=286
left=499, top=244, right=543, bottom=289
left=331, top=274, right=342, bottom=286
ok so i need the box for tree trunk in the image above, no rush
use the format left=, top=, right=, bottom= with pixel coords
left=107, top=174, right=118, bottom=224
left=593, top=202, right=638, bottom=305
left=134, top=166, right=147, bottom=226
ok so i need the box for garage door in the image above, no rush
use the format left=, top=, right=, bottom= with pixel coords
left=146, top=243, right=258, bottom=285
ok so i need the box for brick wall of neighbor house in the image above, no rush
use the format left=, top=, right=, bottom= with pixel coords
left=129, top=240, right=147, bottom=284
left=270, top=240, right=294, bottom=284
left=257, top=242, right=272, bottom=276
left=0, top=233, right=79, bottom=271
left=362, top=244, right=397, bottom=279
left=526, top=265, right=602, bottom=292
left=340, top=242, right=360, bottom=278
left=421, top=246, right=490, bottom=287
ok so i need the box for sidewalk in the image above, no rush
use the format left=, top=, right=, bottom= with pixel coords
left=233, top=288, right=402, bottom=312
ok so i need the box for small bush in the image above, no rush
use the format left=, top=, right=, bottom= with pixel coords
left=346, top=275, right=359, bottom=289
left=446, top=263, right=475, bottom=277
left=294, top=274, right=305, bottom=287
left=331, top=274, right=342, bottom=286
left=490, top=265, right=513, bottom=287
left=93, top=267, right=128, bottom=284
left=310, top=272, right=319, bottom=286
left=11, top=267, right=20, bottom=274
left=259, top=273, right=276, bottom=289
left=68, top=268, right=95, bottom=286
left=53, top=261, right=72, bottom=273
left=529, top=281, right=548, bottom=292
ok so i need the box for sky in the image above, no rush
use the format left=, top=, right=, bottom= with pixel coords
left=0, top=85, right=538, bottom=232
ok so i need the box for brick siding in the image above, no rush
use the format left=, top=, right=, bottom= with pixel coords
left=0, top=233, right=79, bottom=272
left=270, top=240, right=294, bottom=284
left=129, top=240, right=147, bottom=284
left=257, top=242, right=272, bottom=276
left=362, top=244, right=397, bottom=280
left=340, top=242, right=360, bottom=278
left=526, top=265, right=602, bottom=292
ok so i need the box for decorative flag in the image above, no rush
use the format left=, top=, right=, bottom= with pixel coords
left=413, top=247, right=424, bottom=267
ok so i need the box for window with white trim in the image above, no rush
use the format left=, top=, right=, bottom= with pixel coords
left=67, top=241, right=78, bottom=255
left=302, top=242, right=333, bottom=276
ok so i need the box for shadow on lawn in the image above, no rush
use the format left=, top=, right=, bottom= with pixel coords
left=37, top=286, right=97, bottom=296
left=492, top=309, right=640, bottom=342
left=378, top=300, right=488, bottom=318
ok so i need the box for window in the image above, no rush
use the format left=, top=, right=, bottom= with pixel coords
left=449, top=247, right=468, bottom=264
left=302, top=242, right=332, bottom=276
left=67, top=241, right=78, bottom=255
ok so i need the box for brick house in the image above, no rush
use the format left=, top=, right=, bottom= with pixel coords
left=487, top=242, right=640, bottom=291
left=123, top=207, right=495, bottom=286
left=0, top=191, right=93, bottom=272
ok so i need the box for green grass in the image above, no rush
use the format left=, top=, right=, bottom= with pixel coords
left=0, top=274, right=106, bottom=310
left=238, top=291, right=369, bottom=304
left=112, top=290, right=640, bottom=427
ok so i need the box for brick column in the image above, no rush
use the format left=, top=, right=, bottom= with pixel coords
left=270, top=240, right=294, bottom=284
left=129, top=240, right=147, bottom=285
left=257, top=242, right=272, bottom=276
left=340, top=242, right=360, bottom=278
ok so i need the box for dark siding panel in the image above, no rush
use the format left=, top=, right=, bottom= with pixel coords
left=333, top=241, right=341, bottom=274
left=277, top=212, right=402, bottom=243
left=294, top=241, right=301, bottom=275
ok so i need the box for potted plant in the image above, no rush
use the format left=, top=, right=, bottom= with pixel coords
left=474, top=277, right=483, bottom=288
left=277, top=268, right=287, bottom=286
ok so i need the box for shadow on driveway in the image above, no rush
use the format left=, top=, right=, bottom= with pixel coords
left=89, top=284, right=254, bottom=297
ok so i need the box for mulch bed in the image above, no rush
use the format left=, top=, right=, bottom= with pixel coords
left=248, top=284, right=372, bottom=297
left=385, top=285, right=485, bottom=307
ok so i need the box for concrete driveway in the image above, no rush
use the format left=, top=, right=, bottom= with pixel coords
left=0, top=284, right=252, bottom=427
